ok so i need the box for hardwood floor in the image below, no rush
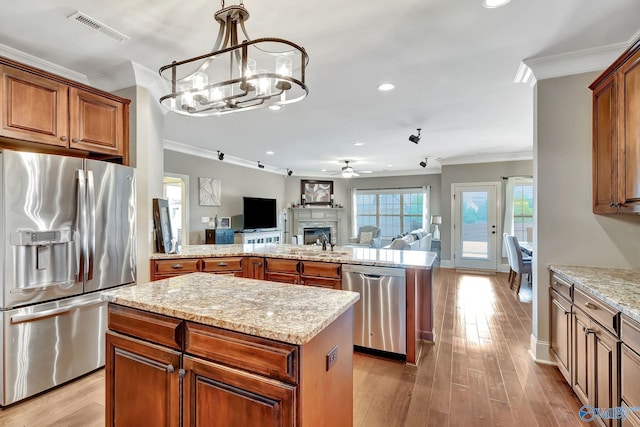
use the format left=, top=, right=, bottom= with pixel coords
left=0, top=269, right=587, bottom=426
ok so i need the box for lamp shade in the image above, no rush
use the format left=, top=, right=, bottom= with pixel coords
left=431, top=215, right=442, bottom=225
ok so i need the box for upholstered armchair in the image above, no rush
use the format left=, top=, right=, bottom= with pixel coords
left=348, top=226, right=382, bottom=248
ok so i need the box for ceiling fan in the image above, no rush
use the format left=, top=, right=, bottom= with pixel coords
left=334, top=160, right=371, bottom=178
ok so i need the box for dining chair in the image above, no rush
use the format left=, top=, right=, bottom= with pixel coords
left=505, top=234, right=532, bottom=294
left=503, top=233, right=515, bottom=284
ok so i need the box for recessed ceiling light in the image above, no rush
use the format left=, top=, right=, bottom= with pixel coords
left=321, top=169, right=327, bottom=172
left=268, top=105, right=281, bottom=111
left=266, top=151, right=274, bottom=155
left=387, top=164, right=393, bottom=167
left=482, top=0, right=511, bottom=8
left=377, top=83, right=395, bottom=91
left=353, top=142, right=364, bottom=146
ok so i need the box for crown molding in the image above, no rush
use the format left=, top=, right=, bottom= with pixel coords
left=438, top=151, right=533, bottom=166
left=0, top=42, right=89, bottom=83
left=514, top=28, right=640, bottom=83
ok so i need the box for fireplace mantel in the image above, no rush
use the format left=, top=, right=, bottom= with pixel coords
left=289, top=207, right=344, bottom=245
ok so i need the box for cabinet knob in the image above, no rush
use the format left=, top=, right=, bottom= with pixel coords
left=60, top=136, right=68, bottom=141
left=583, top=327, right=595, bottom=336
left=166, top=364, right=175, bottom=373
left=171, top=264, right=183, bottom=269
left=178, top=369, right=186, bottom=378
left=584, top=302, right=598, bottom=310
left=72, top=137, right=80, bottom=142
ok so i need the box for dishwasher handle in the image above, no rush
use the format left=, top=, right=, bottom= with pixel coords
left=362, top=274, right=383, bottom=279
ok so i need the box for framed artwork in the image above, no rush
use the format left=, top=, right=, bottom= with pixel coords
left=199, top=177, right=221, bottom=206
left=218, top=217, right=231, bottom=229
left=152, top=198, right=173, bottom=253
left=301, top=180, right=333, bottom=205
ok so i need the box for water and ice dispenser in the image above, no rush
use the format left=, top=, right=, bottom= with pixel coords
left=9, top=229, right=75, bottom=289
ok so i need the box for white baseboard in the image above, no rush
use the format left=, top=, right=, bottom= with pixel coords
left=529, top=333, right=554, bottom=364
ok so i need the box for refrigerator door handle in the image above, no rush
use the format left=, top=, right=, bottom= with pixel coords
left=76, top=169, right=87, bottom=283
left=87, top=170, right=95, bottom=281
left=10, top=280, right=77, bottom=294
left=9, top=299, right=104, bottom=324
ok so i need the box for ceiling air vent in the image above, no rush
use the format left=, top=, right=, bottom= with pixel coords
left=67, top=11, right=129, bottom=42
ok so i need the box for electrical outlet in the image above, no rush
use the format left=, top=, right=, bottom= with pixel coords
left=201, top=216, right=210, bottom=223
left=326, top=346, right=338, bottom=371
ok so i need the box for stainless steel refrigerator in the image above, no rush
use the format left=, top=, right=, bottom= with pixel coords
left=0, top=149, right=136, bottom=406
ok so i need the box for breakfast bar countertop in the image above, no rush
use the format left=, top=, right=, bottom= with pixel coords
left=550, top=265, right=640, bottom=323
left=150, top=243, right=438, bottom=269
left=101, top=272, right=360, bottom=345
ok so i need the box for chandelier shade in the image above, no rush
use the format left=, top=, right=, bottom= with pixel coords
left=159, top=2, right=309, bottom=116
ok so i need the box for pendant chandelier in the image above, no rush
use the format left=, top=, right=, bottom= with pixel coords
left=159, top=1, right=309, bottom=116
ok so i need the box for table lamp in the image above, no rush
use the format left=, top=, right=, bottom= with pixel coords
left=431, top=215, right=442, bottom=241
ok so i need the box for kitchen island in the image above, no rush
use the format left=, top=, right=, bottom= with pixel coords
left=101, top=272, right=359, bottom=426
left=150, top=243, right=438, bottom=364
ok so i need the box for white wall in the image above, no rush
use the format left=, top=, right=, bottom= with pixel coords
left=114, top=86, right=165, bottom=285
left=533, top=71, right=640, bottom=361
left=164, top=150, right=286, bottom=244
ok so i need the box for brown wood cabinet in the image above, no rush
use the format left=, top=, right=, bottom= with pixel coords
left=621, top=315, right=640, bottom=426
left=243, top=256, right=265, bottom=279
left=151, top=258, right=200, bottom=280
left=201, top=256, right=243, bottom=276
left=300, top=261, right=341, bottom=290
left=591, top=38, right=640, bottom=214
left=550, top=282, right=572, bottom=384
left=106, top=303, right=354, bottom=426
left=265, top=258, right=301, bottom=284
left=0, top=57, right=129, bottom=164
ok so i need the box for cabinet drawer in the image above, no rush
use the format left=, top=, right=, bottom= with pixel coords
left=153, top=259, right=199, bottom=275
left=202, top=257, right=243, bottom=272
left=108, top=304, right=183, bottom=350
left=622, top=315, right=640, bottom=355
left=301, top=275, right=341, bottom=290
left=300, top=261, right=341, bottom=278
left=265, top=272, right=300, bottom=285
left=265, top=258, right=299, bottom=274
left=573, top=287, right=618, bottom=335
left=185, top=322, right=298, bottom=384
left=550, top=273, right=572, bottom=301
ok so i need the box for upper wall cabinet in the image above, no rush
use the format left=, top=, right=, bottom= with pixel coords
left=0, top=57, right=130, bottom=165
left=591, top=39, right=640, bottom=214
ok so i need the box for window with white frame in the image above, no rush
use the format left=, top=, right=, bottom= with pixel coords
left=352, top=187, right=429, bottom=239
left=503, top=177, right=533, bottom=244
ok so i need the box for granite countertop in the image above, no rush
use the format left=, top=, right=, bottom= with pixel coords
left=150, top=243, right=437, bottom=269
left=101, top=272, right=360, bottom=345
left=550, top=265, right=640, bottom=323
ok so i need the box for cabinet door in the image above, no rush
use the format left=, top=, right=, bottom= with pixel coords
left=592, top=325, right=619, bottom=427
left=621, top=344, right=640, bottom=426
left=617, top=48, right=640, bottom=212
left=550, top=290, right=571, bottom=384
left=243, top=257, right=265, bottom=279
left=573, top=309, right=591, bottom=405
left=106, top=331, right=182, bottom=427
left=0, top=65, right=69, bottom=146
left=69, top=87, right=124, bottom=156
left=592, top=73, right=618, bottom=214
left=183, top=355, right=295, bottom=427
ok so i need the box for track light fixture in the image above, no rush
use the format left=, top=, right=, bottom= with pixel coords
left=217, top=150, right=224, bottom=161
left=419, top=158, right=428, bottom=168
left=409, top=128, right=422, bottom=144
left=257, top=161, right=265, bottom=169
left=287, top=169, right=293, bottom=176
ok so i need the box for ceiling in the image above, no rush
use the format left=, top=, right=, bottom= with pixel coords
left=1, top=0, right=640, bottom=177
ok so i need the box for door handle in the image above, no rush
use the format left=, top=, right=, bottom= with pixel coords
left=87, top=170, right=96, bottom=281
left=171, top=264, right=184, bottom=269
left=10, top=299, right=104, bottom=324
left=584, top=302, right=598, bottom=310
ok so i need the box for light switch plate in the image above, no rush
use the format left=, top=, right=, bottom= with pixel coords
left=326, top=346, right=338, bottom=371
left=201, top=217, right=210, bottom=223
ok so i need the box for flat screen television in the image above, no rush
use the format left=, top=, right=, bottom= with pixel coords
left=242, top=197, right=277, bottom=230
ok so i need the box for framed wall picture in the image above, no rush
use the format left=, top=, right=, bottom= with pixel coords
left=153, top=198, right=173, bottom=253
left=301, top=180, right=333, bottom=205
left=218, top=217, right=231, bottom=229
left=199, top=177, right=221, bottom=206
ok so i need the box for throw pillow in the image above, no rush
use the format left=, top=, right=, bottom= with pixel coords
left=359, top=231, right=373, bottom=245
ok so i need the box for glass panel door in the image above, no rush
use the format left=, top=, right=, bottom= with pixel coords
left=453, top=183, right=499, bottom=270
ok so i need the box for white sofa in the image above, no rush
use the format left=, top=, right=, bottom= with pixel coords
left=385, top=229, right=432, bottom=251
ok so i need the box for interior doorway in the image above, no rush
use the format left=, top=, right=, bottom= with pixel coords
left=163, top=174, right=189, bottom=245
left=452, top=182, right=500, bottom=271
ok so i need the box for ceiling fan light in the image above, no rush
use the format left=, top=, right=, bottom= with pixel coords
left=482, top=0, right=511, bottom=8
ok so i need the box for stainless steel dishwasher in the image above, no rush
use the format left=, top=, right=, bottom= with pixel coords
left=342, top=264, right=406, bottom=355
